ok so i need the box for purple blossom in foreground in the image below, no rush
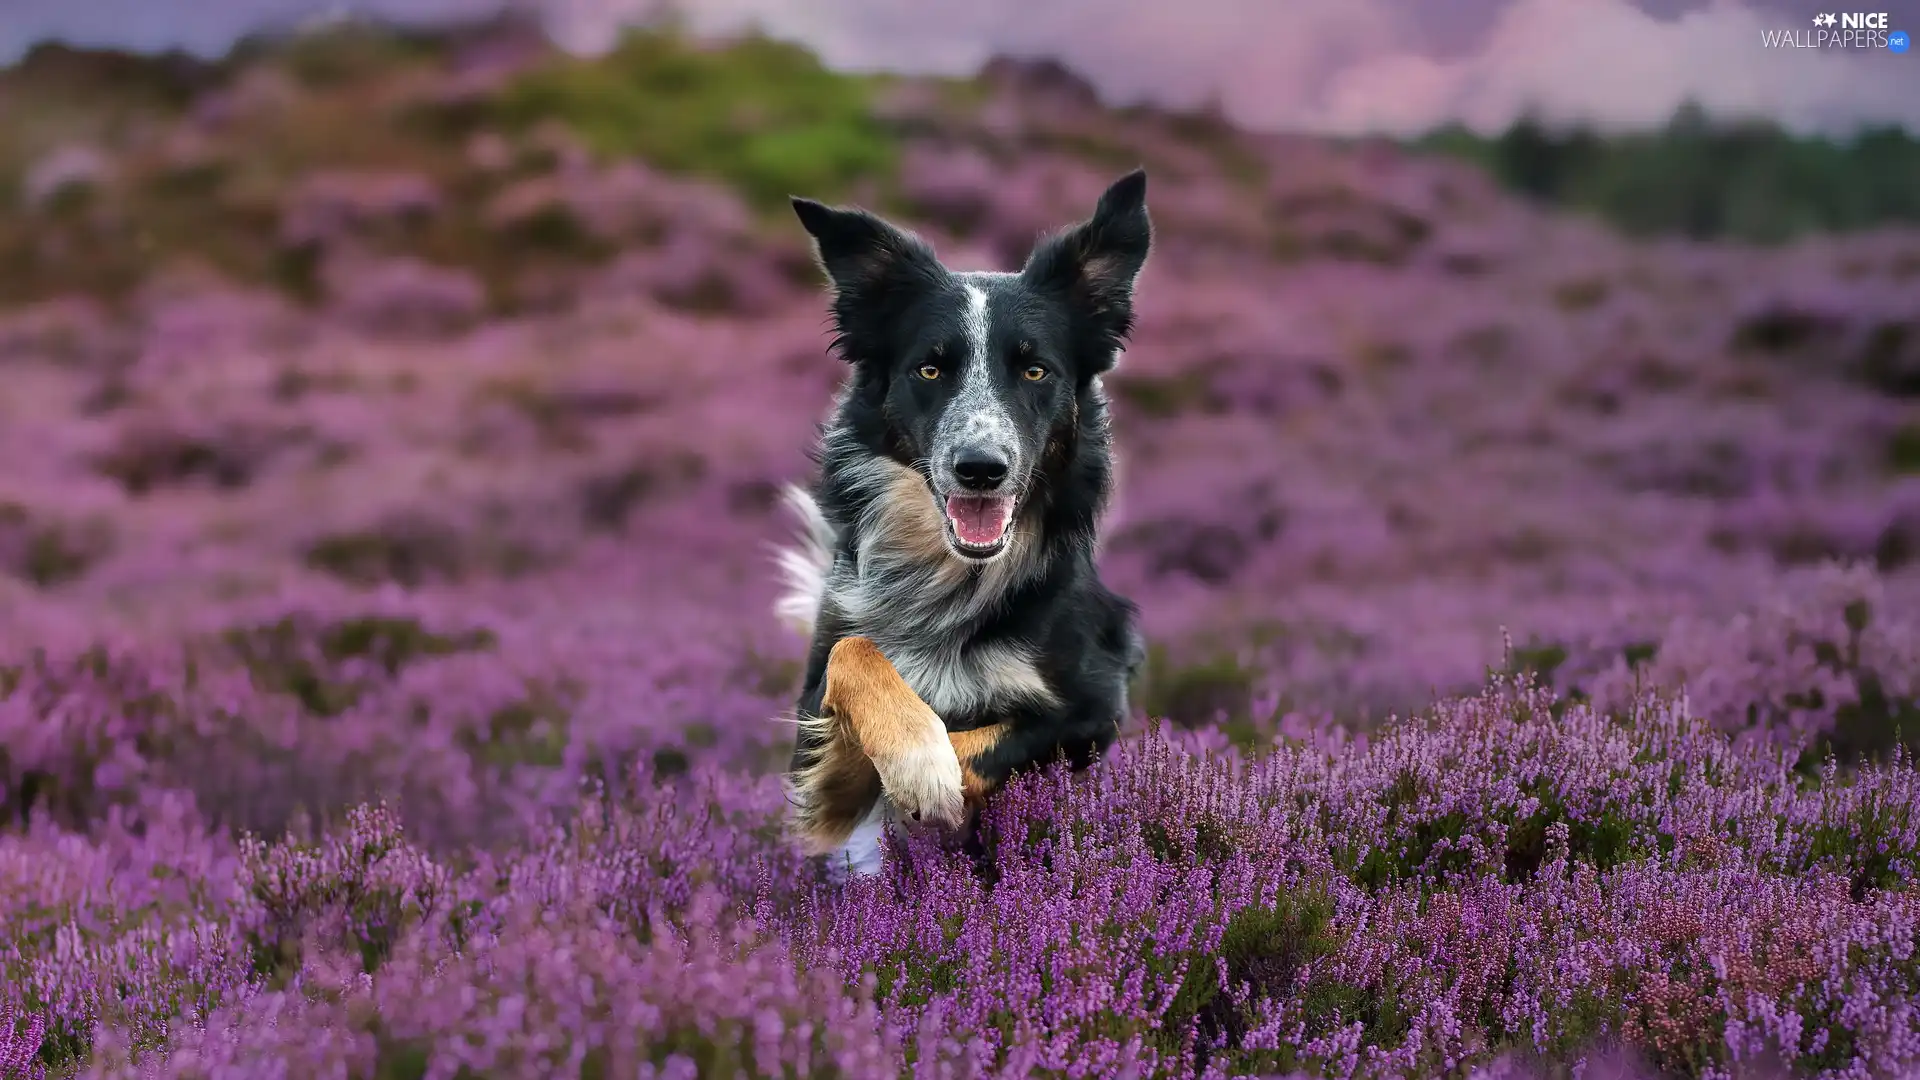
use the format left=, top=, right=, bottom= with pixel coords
left=2, top=999, right=48, bottom=1080
left=4, top=604, right=1919, bottom=1077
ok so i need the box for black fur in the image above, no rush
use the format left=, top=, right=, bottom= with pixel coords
left=784, top=169, right=1152, bottom=818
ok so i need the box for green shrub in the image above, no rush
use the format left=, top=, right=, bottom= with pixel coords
left=1414, top=105, right=1920, bottom=244
left=489, top=29, right=897, bottom=211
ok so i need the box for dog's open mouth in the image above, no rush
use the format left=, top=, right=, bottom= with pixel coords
left=942, top=495, right=1014, bottom=557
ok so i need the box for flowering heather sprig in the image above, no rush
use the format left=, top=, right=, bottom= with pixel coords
left=505, top=761, right=812, bottom=929
left=238, top=802, right=461, bottom=978
left=1523, top=563, right=1920, bottom=761
left=20, top=919, right=255, bottom=1066
left=1, top=790, right=257, bottom=1071
left=1, top=999, right=48, bottom=1080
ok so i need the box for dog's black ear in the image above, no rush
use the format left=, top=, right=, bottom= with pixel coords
left=790, top=196, right=943, bottom=314
left=1019, top=169, right=1151, bottom=369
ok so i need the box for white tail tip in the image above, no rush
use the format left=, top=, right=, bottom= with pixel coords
left=771, top=483, right=835, bottom=637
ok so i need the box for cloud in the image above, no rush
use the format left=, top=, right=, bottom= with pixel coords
left=1313, top=0, right=1920, bottom=135
left=657, top=0, right=1413, bottom=115
left=0, top=0, right=502, bottom=60
left=1, top=0, right=1914, bottom=136
left=628, top=0, right=1920, bottom=135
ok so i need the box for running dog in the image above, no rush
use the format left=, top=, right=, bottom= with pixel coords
left=774, top=169, right=1152, bottom=874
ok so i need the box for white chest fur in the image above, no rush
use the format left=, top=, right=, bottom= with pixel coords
left=879, top=636, right=1059, bottom=719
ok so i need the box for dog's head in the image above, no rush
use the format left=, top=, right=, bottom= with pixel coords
left=792, top=169, right=1151, bottom=562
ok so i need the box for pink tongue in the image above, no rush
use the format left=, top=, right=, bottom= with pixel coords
left=945, top=496, right=1012, bottom=546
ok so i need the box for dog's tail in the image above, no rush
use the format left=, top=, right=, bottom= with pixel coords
left=772, top=483, right=836, bottom=637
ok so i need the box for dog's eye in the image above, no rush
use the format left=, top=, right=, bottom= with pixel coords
left=1022, top=364, right=1049, bottom=382
left=917, top=364, right=941, bottom=381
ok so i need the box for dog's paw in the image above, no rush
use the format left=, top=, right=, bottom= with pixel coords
left=871, top=724, right=966, bottom=828
left=821, top=635, right=967, bottom=829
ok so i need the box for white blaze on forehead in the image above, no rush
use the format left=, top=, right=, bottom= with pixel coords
left=944, top=282, right=1017, bottom=457
left=961, top=283, right=990, bottom=361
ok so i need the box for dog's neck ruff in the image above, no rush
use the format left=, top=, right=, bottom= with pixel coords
left=826, top=444, right=1044, bottom=645
left=793, top=426, right=1069, bottom=720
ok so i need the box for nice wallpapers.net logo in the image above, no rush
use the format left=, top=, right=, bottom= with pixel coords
left=1761, top=11, right=1909, bottom=49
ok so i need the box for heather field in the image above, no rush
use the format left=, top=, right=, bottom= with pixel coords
left=4, top=17, right=1920, bottom=1079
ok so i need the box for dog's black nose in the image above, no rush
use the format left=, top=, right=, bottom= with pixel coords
left=952, top=452, right=1009, bottom=491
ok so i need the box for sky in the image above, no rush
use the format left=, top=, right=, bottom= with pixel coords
left=3, top=0, right=1917, bottom=136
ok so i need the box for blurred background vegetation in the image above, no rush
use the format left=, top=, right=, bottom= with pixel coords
left=0, top=16, right=906, bottom=310
left=2, top=13, right=1917, bottom=314
left=1416, top=103, right=1920, bottom=244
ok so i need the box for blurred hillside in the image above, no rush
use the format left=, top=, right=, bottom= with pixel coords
left=7, top=17, right=1920, bottom=312
left=1, top=13, right=1917, bottom=729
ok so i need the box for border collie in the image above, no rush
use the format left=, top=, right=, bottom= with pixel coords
left=773, top=168, right=1153, bottom=875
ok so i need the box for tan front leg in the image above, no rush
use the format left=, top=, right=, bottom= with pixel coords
left=820, top=637, right=966, bottom=829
